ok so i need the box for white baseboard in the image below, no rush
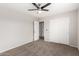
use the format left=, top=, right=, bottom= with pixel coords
left=44, top=40, right=78, bottom=49
left=0, top=40, right=33, bottom=53
left=69, top=44, right=77, bottom=48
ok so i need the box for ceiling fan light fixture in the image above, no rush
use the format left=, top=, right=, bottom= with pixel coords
left=28, top=3, right=51, bottom=14
left=36, top=10, right=42, bottom=14
left=38, top=11, right=42, bottom=14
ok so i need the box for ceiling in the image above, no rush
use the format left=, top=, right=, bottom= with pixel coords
left=0, top=3, right=79, bottom=18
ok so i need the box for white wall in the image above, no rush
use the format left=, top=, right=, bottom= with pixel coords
left=0, top=6, right=35, bottom=53
left=42, top=10, right=78, bottom=48
left=69, top=10, right=77, bottom=47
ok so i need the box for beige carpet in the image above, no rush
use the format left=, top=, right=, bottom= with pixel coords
left=0, top=40, right=79, bottom=56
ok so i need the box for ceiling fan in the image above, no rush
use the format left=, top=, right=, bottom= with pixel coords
left=28, top=3, right=51, bottom=12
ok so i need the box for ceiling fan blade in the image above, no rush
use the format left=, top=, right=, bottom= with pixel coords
left=32, top=3, right=39, bottom=9
left=28, top=9, right=38, bottom=11
left=42, top=9, right=49, bottom=11
left=41, top=3, right=51, bottom=9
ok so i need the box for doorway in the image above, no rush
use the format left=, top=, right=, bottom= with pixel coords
left=39, top=22, right=44, bottom=40
left=33, top=21, right=44, bottom=41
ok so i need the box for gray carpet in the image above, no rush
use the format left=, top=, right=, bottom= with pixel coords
left=0, top=40, right=79, bottom=56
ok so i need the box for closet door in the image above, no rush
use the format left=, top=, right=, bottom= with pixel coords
left=49, top=17, right=69, bottom=45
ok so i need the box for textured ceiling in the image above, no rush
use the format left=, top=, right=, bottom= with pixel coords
left=0, top=3, right=79, bottom=18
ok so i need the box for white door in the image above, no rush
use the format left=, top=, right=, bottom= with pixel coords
left=49, top=17, right=69, bottom=45
left=34, top=21, right=39, bottom=41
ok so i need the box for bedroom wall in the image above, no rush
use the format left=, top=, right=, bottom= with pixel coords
left=42, top=10, right=78, bottom=48
left=0, top=6, right=35, bottom=53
